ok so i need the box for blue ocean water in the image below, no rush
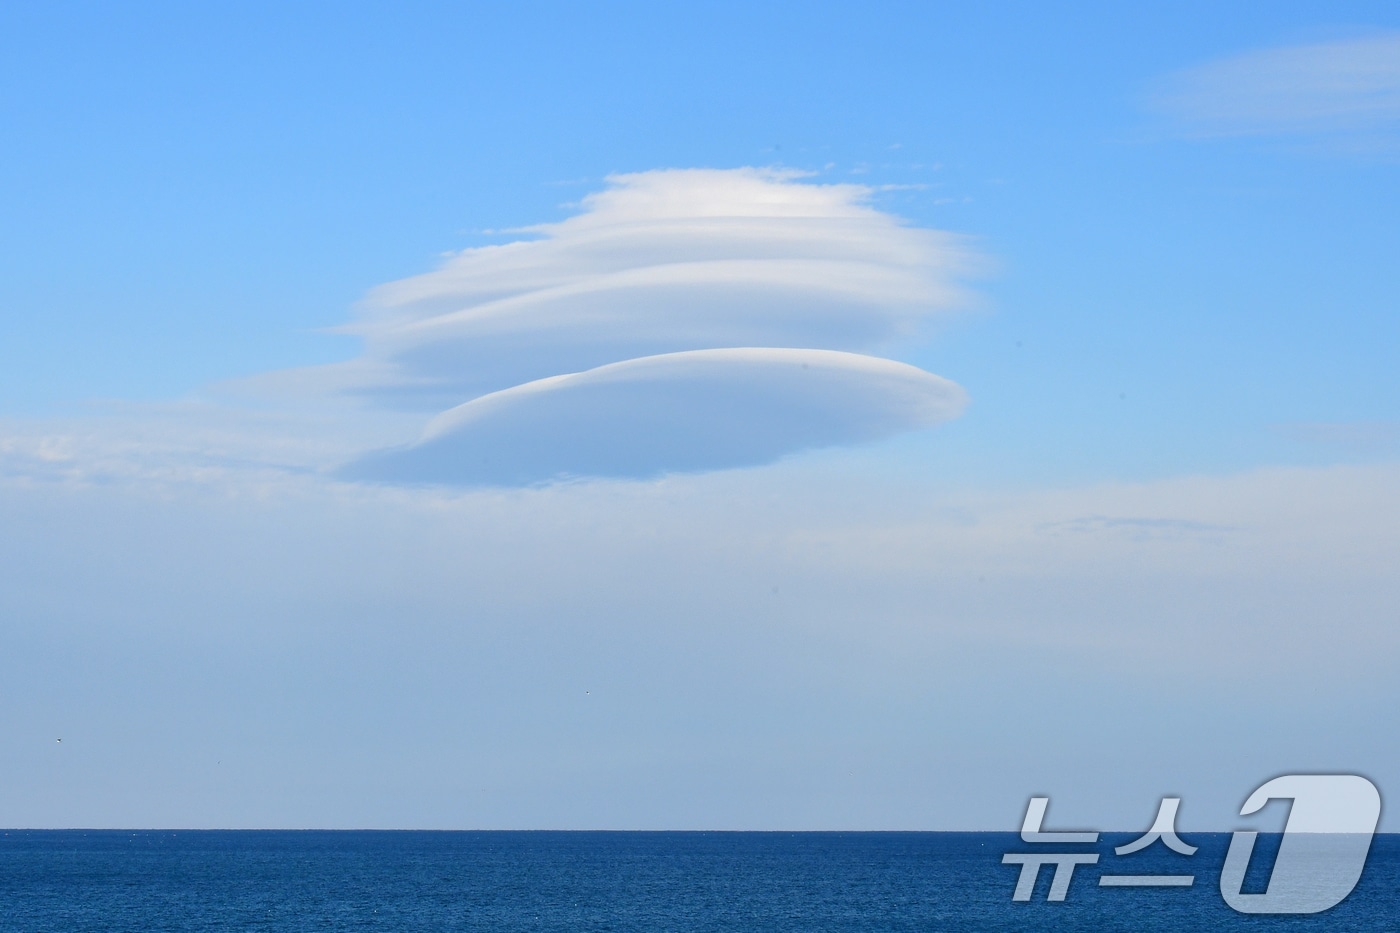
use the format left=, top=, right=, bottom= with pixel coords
left=1, top=831, right=1396, bottom=931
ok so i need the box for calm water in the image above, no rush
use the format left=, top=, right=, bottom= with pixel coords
left=1, top=831, right=1396, bottom=931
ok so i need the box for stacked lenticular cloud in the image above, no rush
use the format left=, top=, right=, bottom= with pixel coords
left=328, top=168, right=976, bottom=485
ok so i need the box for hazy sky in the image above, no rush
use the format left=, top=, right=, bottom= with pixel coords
left=1, top=2, right=1398, bottom=831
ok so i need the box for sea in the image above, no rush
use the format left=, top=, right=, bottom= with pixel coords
left=1, top=830, right=1396, bottom=931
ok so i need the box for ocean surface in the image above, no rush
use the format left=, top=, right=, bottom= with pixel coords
left=1, top=831, right=1396, bottom=931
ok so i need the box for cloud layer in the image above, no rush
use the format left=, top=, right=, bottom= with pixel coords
left=342, top=348, right=967, bottom=485
left=5, top=454, right=1399, bottom=829
left=245, top=168, right=976, bottom=485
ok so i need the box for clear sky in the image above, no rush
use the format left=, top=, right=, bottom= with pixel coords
left=1, top=2, right=1398, bottom=830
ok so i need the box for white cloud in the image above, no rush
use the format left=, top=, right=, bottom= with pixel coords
left=1152, top=33, right=1400, bottom=142
left=234, top=168, right=979, bottom=485
left=329, top=168, right=973, bottom=405
left=342, top=348, right=967, bottom=485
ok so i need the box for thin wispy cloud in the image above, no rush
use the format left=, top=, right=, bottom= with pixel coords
left=1275, top=420, right=1400, bottom=455
left=1151, top=33, right=1400, bottom=146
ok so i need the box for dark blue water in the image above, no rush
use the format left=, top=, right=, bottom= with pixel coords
left=1, top=831, right=1396, bottom=931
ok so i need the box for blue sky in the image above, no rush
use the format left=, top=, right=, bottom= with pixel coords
left=1, top=2, right=1398, bottom=830
left=2, top=2, right=1397, bottom=487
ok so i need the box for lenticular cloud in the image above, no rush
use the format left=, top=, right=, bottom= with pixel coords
left=343, top=349, right=967, bottom=486
left=318, top=168, right=978, bottom=485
